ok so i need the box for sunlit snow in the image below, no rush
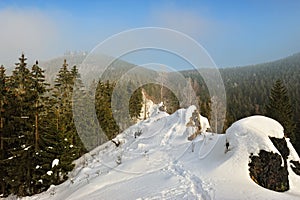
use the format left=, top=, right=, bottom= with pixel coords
left=22, top=105, right=300, bottom=200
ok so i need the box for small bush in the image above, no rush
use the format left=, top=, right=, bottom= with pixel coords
left=134, top=130, right=142, bottom=138
left=116, top=155, right=122, bottom=165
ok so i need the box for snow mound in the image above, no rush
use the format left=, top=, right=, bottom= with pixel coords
left=223, top=116, right=300, bottom=198
left=226, top=115, right=285, bottom=156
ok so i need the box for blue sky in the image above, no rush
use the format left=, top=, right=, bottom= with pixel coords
left=0, top=0, right=300, bottom=68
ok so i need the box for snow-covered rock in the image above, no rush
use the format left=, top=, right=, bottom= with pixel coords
left=200, top=115, right=210, bottom=133
left=226, top=115, right=285, bottom=156
left=52, top=159, right=59, bottom=168
left=46, top=171, right=53, bottom=176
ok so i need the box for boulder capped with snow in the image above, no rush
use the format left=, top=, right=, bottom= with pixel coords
left=225, top=116, right=300, bottom=192
left=226, top=116, right=285, bottom=155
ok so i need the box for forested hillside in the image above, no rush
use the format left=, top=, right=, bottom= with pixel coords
left=220, top=52, right=300, bottom=123
left=182, top=52, right=300, bottom=152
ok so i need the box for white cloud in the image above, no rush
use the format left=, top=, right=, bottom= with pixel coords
left=0, top=8, right=61, bottom=67
left=150, top=7, right=218, bottom=38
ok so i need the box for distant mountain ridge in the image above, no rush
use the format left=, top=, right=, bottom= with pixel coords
left=39, top=51, right=300, bottom=83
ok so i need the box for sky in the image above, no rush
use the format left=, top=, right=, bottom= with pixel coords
left=0, top=0, right=300, bottom=69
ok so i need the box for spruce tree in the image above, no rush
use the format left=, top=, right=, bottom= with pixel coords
left=31, top=61, right=49, bottom=150
left=0, top=65, right=7, bottom=153
left=30, top=60, right=63, bottom=193
left=95, top=80, right=119, bottom=139
left=266, top=80, right=296, bottom=142
left=129, top=87, right=143, bottom=120
left=52, top=59, right=86, bottom=183
left=5, top=54, right=36, bottom=196
left=75, top=80, right=105, bottom=150
left=0, top=65, right=9, bottom=196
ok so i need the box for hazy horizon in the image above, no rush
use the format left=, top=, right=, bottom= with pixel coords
left=1, top=1, right=300, bottom=69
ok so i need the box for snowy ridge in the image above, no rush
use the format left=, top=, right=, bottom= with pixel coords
left=19, top=105, right=300, bottom=200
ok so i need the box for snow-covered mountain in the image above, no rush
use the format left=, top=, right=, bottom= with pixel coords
left=20, top=105, right=300, bottom=200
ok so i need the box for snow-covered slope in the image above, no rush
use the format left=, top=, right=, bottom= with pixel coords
left=21, top=106, right=300, bottom=200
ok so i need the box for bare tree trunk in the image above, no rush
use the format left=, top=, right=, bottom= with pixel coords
left=56, top=108, right=60, bottom=131
left=142, top=89, right=147, bottom=120
left=144, top=98, right=147, bottom=120
left=0, top=116, right=3, bottom=150
left=35, top=111, right=39, bottom=150
left=161, top=80, right=163, bottom=103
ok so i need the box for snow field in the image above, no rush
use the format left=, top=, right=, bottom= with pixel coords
left=19, top=105, right=300, bottom=200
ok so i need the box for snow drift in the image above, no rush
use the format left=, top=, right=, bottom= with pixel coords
left=16, top=105, right=300, bottom=200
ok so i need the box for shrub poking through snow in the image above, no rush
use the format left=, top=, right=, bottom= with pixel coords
left=134, top=130, right=142, bottom=138
left=111, top=140, right=121, bottom=147
left=116, top=155, right=122, bottom=165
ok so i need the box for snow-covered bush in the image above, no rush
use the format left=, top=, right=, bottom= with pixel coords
left=116, top=155, right=122, bottom=165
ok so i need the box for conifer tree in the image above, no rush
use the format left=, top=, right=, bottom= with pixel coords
left=0, top=65, right=7, bottom=153
left=129, top=87, right=143, bottom=120
left=95, top=80, right=120, bottom=139
left=30, top=60, right=63, bottom=193
left=5, top=54, right=36, bottom=196
left=266, top=80, right=296, bottom=142
left=75, top=80, right=105, bottom=150
left=0, top=65, right=8, bottom=196
left=52, top=59, right=86, bottom=182
left=31, top=107, right=61, bottom=192
left=31, top=61, right=49, bottom=150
